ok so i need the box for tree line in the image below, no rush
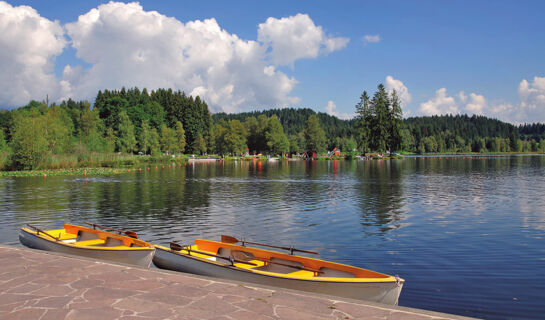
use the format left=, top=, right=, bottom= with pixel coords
left=0, top=84, right=544, bottom=170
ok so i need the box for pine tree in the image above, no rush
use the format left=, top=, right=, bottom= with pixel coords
left=370, top=84, right=390, bottom=152
left=354, top=91, right=371, bottom=153
left=388, top=90, right=404, bottom=152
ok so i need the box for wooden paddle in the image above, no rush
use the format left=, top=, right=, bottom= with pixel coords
left=169, top=242, right=258, bottom=266
left=26, top=224, right=60, bottom=241
left=84, top=222, right=138, bottom=239
left=232, top=251, right=324, bottom=274
left=221, top=235, right=319, bottom=255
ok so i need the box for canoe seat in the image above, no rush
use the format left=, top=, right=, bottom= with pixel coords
left=217, top=247, right=232, bottom=258
left=253, top=258, right=304, bottom=274
left=74, top=239, right=105, bottom=246
left=104, top=237, right=125, bottom=247
left=317, top=267, right=355, bottom=278
left=76, top=230, right=99, bottom=241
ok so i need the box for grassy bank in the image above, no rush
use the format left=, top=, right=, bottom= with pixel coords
left=0, top=153, right=190, bottom=177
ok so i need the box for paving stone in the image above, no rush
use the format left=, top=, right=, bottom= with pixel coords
left=233, top=299, right=276, bottom=318
left=110, top=279, right=166, bottom=291
left=5, top=282, right=46, bottom=294
left=3, top=307, right=46, bottom=320
left=41, top=308, right=72, bottom=320
left=32, top=284, right=76, bottom=296
left=333, top=302, right=393, bottom=318
left=66, top=307, right=124, bottom=320
left=267, top=291, right=334, bottom=316
left=159, top=273, right=213, bottom=287
left=83, top=286, right=136, bottom=301
left=33, top=296, right=73, bottom=308
left=152, top=282, right=209, bottom=298
left=276, top=305, right=333, bottom=320
left=0, top=245, right=471, bottom=320
left=133, top=291, right=193, bottom=307
left=227, top=309, right=275, bottom=320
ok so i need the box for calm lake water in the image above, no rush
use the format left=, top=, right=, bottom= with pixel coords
left=1, top=156, right=544, bottom=319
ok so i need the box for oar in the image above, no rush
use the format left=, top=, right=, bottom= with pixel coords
left=232, top=251, right=323, bottom=274
left=221, top=235, right=319, bottom=255
left=26, top=224, right=60, bottom=241
left=84, top=222, right=138, bottom=239
left=169, top=242, right=257, bottom=267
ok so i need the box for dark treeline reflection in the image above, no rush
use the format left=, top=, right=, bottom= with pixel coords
left=355, top=160, right=406, bottom=236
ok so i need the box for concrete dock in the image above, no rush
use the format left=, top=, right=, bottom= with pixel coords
left=0, top=245, right=475, bottom=320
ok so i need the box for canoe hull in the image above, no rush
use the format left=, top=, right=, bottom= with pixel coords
left=19, top=228, right=154, bottom=268
left=153, top=246, right=403, bottom=305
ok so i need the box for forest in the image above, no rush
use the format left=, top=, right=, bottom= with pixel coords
left=0, top=85, right=544, bottom=171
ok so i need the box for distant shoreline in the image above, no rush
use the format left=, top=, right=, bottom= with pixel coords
left=1, top=152, right=543, bottom=177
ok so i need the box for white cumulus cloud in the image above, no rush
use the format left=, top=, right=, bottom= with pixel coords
left=324, top=100, right=354, bottom=120
left=385, top=75, right=411, bottom=107
left=419, top=88, right=460, bottom=116
left=363, top=34, right=381, bottom=44
left=257, top=13, right=349, bottom=66
left=417, top=76, right=545, bottom=123
left=0, top=1, right=66, bottom=107
left=63, top=2, right=304, bottom=112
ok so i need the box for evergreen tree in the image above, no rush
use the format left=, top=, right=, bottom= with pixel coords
left=370, top=84, right=390, bottom=152
left=388, top=90, right=404, bottom=152
left=304, top=114, right=326, bottom=153
left=354, top=91, right=371, bottom=153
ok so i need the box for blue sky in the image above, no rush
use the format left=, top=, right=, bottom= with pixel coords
left=1, top=0, right=544, bottom=123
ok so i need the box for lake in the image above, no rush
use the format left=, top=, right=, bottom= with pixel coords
left=1, top=155, right=544, bottom=319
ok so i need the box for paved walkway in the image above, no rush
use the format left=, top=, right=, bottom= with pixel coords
left=0, top=245, right=476, bottom=320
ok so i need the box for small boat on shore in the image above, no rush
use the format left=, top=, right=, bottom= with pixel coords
left=153, top=236, right=404, bottom=305
left=19, top=223, right=155, bottom=268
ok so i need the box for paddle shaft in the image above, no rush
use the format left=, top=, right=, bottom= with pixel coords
left=221, top=235, right=319, bottom=255
left=232, top=251, right=323, bottom=274
left=169, top=242, right=257, bottom=266
left=257, top=258, right=323, bottom=274
left=84, top=222, right=138, bottom=238
left=26, top=224, right=59, bottom=241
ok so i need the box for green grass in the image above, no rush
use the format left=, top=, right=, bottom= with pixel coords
left=0, top=152, right=190, bottom=177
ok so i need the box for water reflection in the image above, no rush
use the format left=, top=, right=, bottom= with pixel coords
left=1, top=156, right=544, bottom=320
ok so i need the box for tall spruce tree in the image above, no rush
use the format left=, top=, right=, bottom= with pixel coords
left=370, top=84, right=390, bottom=152
left=388, top=90, right=404, bottom=152
left=354, top=91, right=371, bottom=153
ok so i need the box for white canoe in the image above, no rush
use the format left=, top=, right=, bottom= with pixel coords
left=153, top=239, right=404, bottom=305
left=19, top=224, right=155, bottom=268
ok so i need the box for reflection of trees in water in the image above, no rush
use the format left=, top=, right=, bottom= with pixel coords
left=93, top=167, right=211, bottom=223
left=356, top=160, right=406, bottom=236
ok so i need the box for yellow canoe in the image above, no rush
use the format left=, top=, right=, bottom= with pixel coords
left=19, top=224, right=155, bottom=268
left=153, top=238, right=404, bottom=305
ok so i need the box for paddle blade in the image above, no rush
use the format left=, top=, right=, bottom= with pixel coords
left=125, top=231, right=138, bottom=239
left=170, top=242, right=183, bottom=251
left=221, top=235, right=238, bottom=244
